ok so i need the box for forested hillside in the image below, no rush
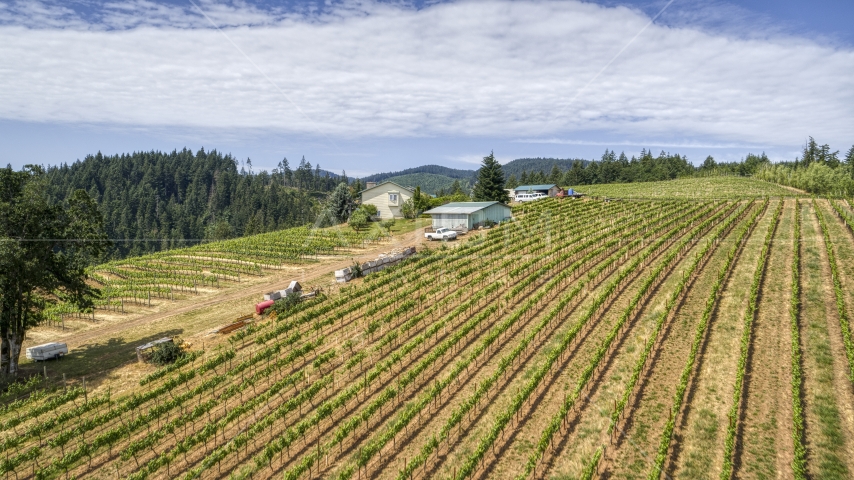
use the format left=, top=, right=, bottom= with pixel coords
left=359, top=164, right=476, bottom=183
left=501, top=157, right=587, bottom=178
left=43, top=149, right=339, bottom=258
left=382, top=173, right=471, bottom=195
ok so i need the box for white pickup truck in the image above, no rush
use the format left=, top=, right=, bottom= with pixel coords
left=424, top=228, right=458, bottom=241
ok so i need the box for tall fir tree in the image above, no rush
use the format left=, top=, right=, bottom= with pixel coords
left=472, top=152, right=510, bottom=203
left=846, top=145, right=854, bottom=179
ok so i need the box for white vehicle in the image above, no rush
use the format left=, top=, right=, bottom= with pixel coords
left=424, top=228, right=458, bottom=241
left=26, top=342, right=68, bottom=361
left=515, top=193, right=548, bottom=202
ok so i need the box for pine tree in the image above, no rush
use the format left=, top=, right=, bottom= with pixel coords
left=326, top=182, right=354, bottom=223
left=472, top=152, right=510, bottom=203
left=506, top=174, right=519, bottom=189
left=801, top=137, right=818, bottom=168
left=846, top=145, right=854, bottom=179
left=549, top=165, right=562, bottom=185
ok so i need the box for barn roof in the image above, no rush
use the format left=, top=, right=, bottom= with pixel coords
left=424, top=201, right=509, bottom=215
left=514, top=184, right=558, bottom=191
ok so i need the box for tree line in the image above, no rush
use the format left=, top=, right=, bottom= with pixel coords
left=42, top=149, right=345, bottom=259
left=506, top=149, right=697, bottom=188
left=503, top=142, right=854, bottom=196
left=755, top=137, right=854, bottom=196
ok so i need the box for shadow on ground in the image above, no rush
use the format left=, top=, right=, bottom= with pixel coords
left=17, top=328, right=184, bottom=389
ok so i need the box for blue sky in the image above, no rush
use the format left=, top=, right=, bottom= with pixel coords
left=1, top=0, right=852, bottom=176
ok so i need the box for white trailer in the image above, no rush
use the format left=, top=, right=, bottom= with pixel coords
left=26, top=342, right=68, bottom=361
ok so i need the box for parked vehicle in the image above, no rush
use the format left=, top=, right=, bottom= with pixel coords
left=515, top=193, right=548, bottom=202
left=424, top=228, right=458, bottom=241
left=26, top=342, right=68, bottom=361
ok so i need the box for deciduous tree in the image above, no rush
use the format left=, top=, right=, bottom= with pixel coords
left=1, top=166, right=108, bottom=375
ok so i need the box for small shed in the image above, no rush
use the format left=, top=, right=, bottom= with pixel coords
left=423, top=201, right=512, bottom=230
left=136, top=337, right=174, bottom=363
left=514, top=184, right=561, bottom=197
left=359, top=181, right=415, bottom=219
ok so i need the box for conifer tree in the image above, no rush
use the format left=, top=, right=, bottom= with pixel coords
left=846, top=145, right=854, bottom=179
left=472, top=152, right=510, bottom=203
left=549, top=165, right=562, bottom=185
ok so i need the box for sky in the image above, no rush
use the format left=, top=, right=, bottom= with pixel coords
left=1, top=0, right=852, bottom=176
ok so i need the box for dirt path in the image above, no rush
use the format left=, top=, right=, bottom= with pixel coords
left=819, top=199, right=854, bottom=356
left=542, top=203, right=731, bottom=479
left=670, top=203, right=774, bottom=479
left=36, top=234, right=424, bottom=353
left=734, top=199, right=795, bottom=479
left=799, top=202, right=854, bottom=479
left=603, top=202, right=757, bottom=479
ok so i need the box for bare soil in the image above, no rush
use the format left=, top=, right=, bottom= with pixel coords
left=670, top=202, right=775, bottom=479
left=734, top=199, right=796, bottom=479
left=799, top=202, right=854, bottom=479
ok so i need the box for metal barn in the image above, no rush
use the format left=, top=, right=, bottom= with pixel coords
left=424, top=202, right=512, bottom=230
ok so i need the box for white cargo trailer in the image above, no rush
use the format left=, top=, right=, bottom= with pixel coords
left=26, top=342, right=68, bottom=361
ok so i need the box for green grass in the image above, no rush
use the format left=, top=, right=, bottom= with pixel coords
left=573, top=177, right=803, bottom=199
left=680, top=409, right=719, bottom=480
left=800, top=202, right=849, bottom=479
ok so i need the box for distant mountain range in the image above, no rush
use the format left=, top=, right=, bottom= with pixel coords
left=360, top=157, right=589, bottom=194
left=360, top=164, right=477, bottom=183
left=378, top=173, right=472, bottom=195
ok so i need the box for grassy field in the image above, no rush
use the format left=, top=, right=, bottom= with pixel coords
left=2, top=177, right=853, bottom=480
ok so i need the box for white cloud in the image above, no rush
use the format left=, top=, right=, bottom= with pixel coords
left=514, top=137, right=765, bottom=149
left=0, top=0, right=851, bottom=149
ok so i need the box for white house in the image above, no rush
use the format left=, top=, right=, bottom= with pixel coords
left=360, top=181, right=415, bottom=219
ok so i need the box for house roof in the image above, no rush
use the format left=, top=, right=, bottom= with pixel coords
left=359, top=180, right=415, bottom=195
left=514, top=184, right=558, bottom=191
left=424, top=201, right=510, bottom=215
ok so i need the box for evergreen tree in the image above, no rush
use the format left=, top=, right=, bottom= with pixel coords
left=846, top=145, right=854, bottom=179
left=472, top=152, right=510, bottom=203
left=549, top=165, right=562, bottom=185
left=413, top=186, right=430, bottom=211
left=326, top=182, right=355, bottom=223
left=281, top=157, right=292, bottom=186
left=801, top=137, right=818, bottom=168
left=506, top=174, right=519, bottom=189
left=450, top=180, right=464, bottom=196
left=519, top=171, right=529, bottom=185
left=702, top=155, right=716, bottom=170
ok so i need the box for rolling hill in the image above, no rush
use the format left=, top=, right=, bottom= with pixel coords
left=381, top=173, right=471, bottom=195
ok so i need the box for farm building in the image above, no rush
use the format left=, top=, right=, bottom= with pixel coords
left=423, top=201, right=512, bottom=230
left=359, top=181, right=415, bottom=219
left=514, top=184, right=561, bottom=197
